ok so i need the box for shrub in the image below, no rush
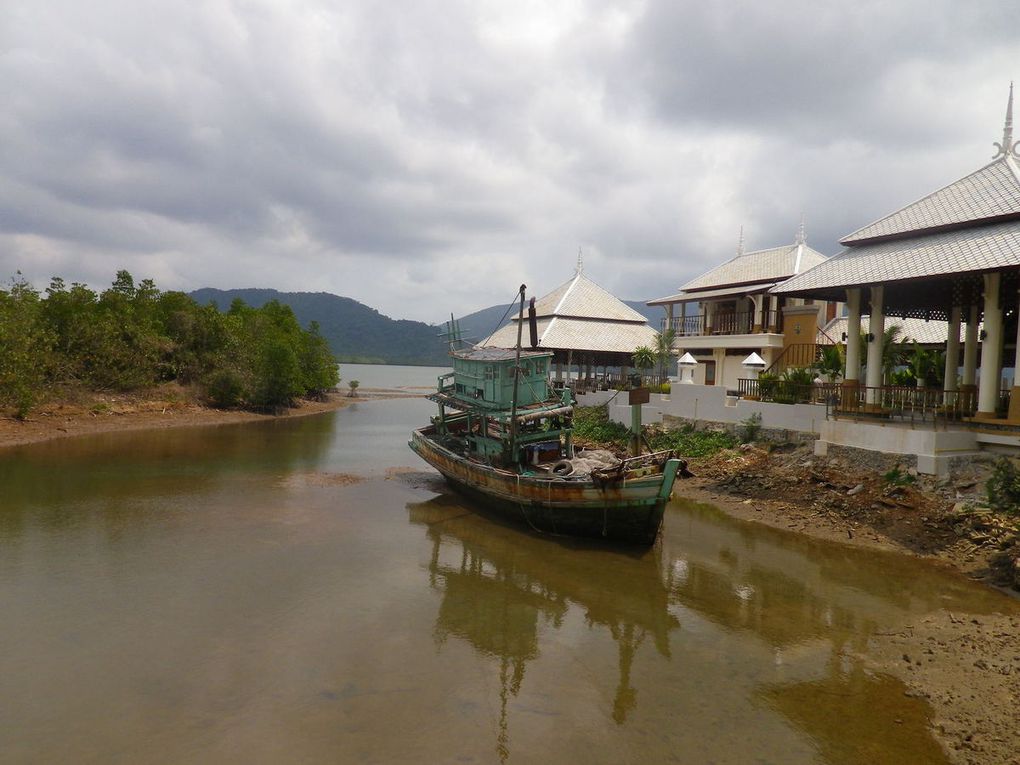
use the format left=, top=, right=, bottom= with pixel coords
left=986, top=458, right=1020, bottom=516
left=882, top=466, right=915, bottom=486
left=739, top=412, right=762, bottom=443
left=206, top=368, right=246, bottom=408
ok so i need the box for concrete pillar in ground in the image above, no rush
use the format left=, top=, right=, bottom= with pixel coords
left=977, top=272, right=1003, bottom=417
left=944, top=306, right=961, bottom=393
left=1008, top=288, right=1020, bottom=421
left=844, top=288, right=862, bottom=383
left=961, top=305, right=979, bottom=413
left=555, top=360, right=563, bottom=382
left=864, top=286, right=885, bottom=406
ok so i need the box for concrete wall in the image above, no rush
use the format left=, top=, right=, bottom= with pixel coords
left=573, top=383, right=988, bottom=477
left=577, top=383, right=827, bottom=435
left=815, top=420, right=980, bottom=478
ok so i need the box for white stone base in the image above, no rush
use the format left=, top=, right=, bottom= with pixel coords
left=816, top=420, right=980, bottom=478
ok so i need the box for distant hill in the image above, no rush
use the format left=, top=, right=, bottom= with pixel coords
left=189, top=288, right=448, bottom=366
left=453, top=299, right=664, bottom=344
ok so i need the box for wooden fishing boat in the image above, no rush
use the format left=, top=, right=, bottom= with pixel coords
left=408, top=285, right=686, bottom=545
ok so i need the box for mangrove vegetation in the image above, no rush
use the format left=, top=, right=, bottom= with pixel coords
left=0, top=271, right=339, bottom=418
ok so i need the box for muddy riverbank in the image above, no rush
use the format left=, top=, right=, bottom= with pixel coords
left=0, top=384, right=398, bottom=449
left=680, top=443, right=1020, bottom=765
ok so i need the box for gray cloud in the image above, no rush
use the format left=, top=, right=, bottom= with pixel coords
left=3, top=0, right=1019, bottom=321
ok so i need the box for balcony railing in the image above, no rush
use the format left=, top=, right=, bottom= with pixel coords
left=737, top=378, right=1011, bottom=427
left=662, top=310, right=779, bottom=337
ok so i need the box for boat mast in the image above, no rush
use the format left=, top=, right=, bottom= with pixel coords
left=509, top=284, right=527, bottom=460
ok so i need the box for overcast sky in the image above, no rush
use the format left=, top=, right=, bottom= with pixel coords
left=3, top=1, right=1020, bottom=322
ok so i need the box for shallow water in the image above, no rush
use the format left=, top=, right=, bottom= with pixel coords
left=1, top=395, right=1015, bottom=764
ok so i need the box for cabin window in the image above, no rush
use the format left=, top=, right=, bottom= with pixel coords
left=484, top=365, right=496, bottom=380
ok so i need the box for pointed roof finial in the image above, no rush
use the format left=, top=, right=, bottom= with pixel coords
left=576, top=247, right=583, bottom=275
left=993, top=82, right=1020, bottom=160
left=795, top=214, right=806, bottom=245
left=736, top=226, right=744, bottom=257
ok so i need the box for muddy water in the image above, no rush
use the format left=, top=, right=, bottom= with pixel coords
left=1, top=397, right=1015, bottom=764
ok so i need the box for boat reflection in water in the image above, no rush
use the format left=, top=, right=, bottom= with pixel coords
left=406, top=486, right=1014, bottom=764
left=408, top=493, right=678, bottom=761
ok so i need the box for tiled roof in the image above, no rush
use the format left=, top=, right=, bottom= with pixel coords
left=647, top=283, right=777, bottom=306
left=531, top=272, right=647, bottom=322
left=773, top=220, right=1020, bottom=294
left=842, top=156, right=1020, bottom=244
left=678, top=243, right=828, bottom=292
left=482, top=316, right=658, bottom=354
left=821, top=316, right=964, bottom=346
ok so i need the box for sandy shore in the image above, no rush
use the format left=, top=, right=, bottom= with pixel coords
left=0, top=386, right=392, bottom=450
left=4, top=394, right=1018, bottom=762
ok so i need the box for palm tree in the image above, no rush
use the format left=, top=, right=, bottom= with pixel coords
left=859, top=324, right=906, bottom=384
left=654, top=328, right=677, bottom=386
left=632, top=346, right=655, bottom=384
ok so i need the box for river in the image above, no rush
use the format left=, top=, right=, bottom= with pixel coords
left=0, top=365, right=1014, bottom=763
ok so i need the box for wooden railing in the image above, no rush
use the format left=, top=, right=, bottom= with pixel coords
left=662, top=310, right=779, bottom=337
left=826, top=385, right=981, bottom=424
left=737, top=378, right=839, bottom=404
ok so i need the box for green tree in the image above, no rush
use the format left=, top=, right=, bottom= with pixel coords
left=0, top=275, right=53, bottom=417
left=654, top=328, right=676, bottom=385
left=632, top=346, right=655, bottom=383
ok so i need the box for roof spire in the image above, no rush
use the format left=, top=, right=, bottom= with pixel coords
left=795, top=214, right=806, bottom=245
left=575, top=247, right=583, bottom=275
left=993, top=82, right=1020, bottom=160
left=736, top=226, right=744, bottom=257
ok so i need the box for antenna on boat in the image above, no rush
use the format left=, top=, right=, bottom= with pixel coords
left=509, top=285, right=527, bottom=457
left=439, top=313, right=466, bottom=352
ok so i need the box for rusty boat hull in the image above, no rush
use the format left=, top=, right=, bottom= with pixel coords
left=409, top=427, right=682, bottom=545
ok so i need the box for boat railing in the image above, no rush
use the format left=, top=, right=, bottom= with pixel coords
left=437, top=371, right=455, bottom=393
left=593, top=449, right=678, bottom=477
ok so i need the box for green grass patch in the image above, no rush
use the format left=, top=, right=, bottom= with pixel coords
left=572, top=406, right=737, bottom=457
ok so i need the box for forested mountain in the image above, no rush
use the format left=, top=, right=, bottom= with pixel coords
left=190, top=288, right=448, bottom=366
left=188, top=288, right=664, bottom=366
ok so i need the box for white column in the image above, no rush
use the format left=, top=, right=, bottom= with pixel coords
left=750, top=294, right=764, bottom=332
left=844, top=288, right=862, bottom=383
left=864, top=286, right=885, bottom=404
left=1010, top=287, right=1020, bottom=419
left=962, top=305, right=979, bottom=387
left=665, top=304, right=674, bottom=334
left=978, top=272, right=1003, bottom=416
left=943, top=307, right=961, bottom=393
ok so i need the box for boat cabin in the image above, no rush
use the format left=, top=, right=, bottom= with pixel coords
left=442, top=347, right=553, bottom=409
left=430, top=347, right=574, bottom=467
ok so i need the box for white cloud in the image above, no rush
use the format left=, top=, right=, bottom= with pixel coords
left=2, top=0, right=1019, bottom=321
